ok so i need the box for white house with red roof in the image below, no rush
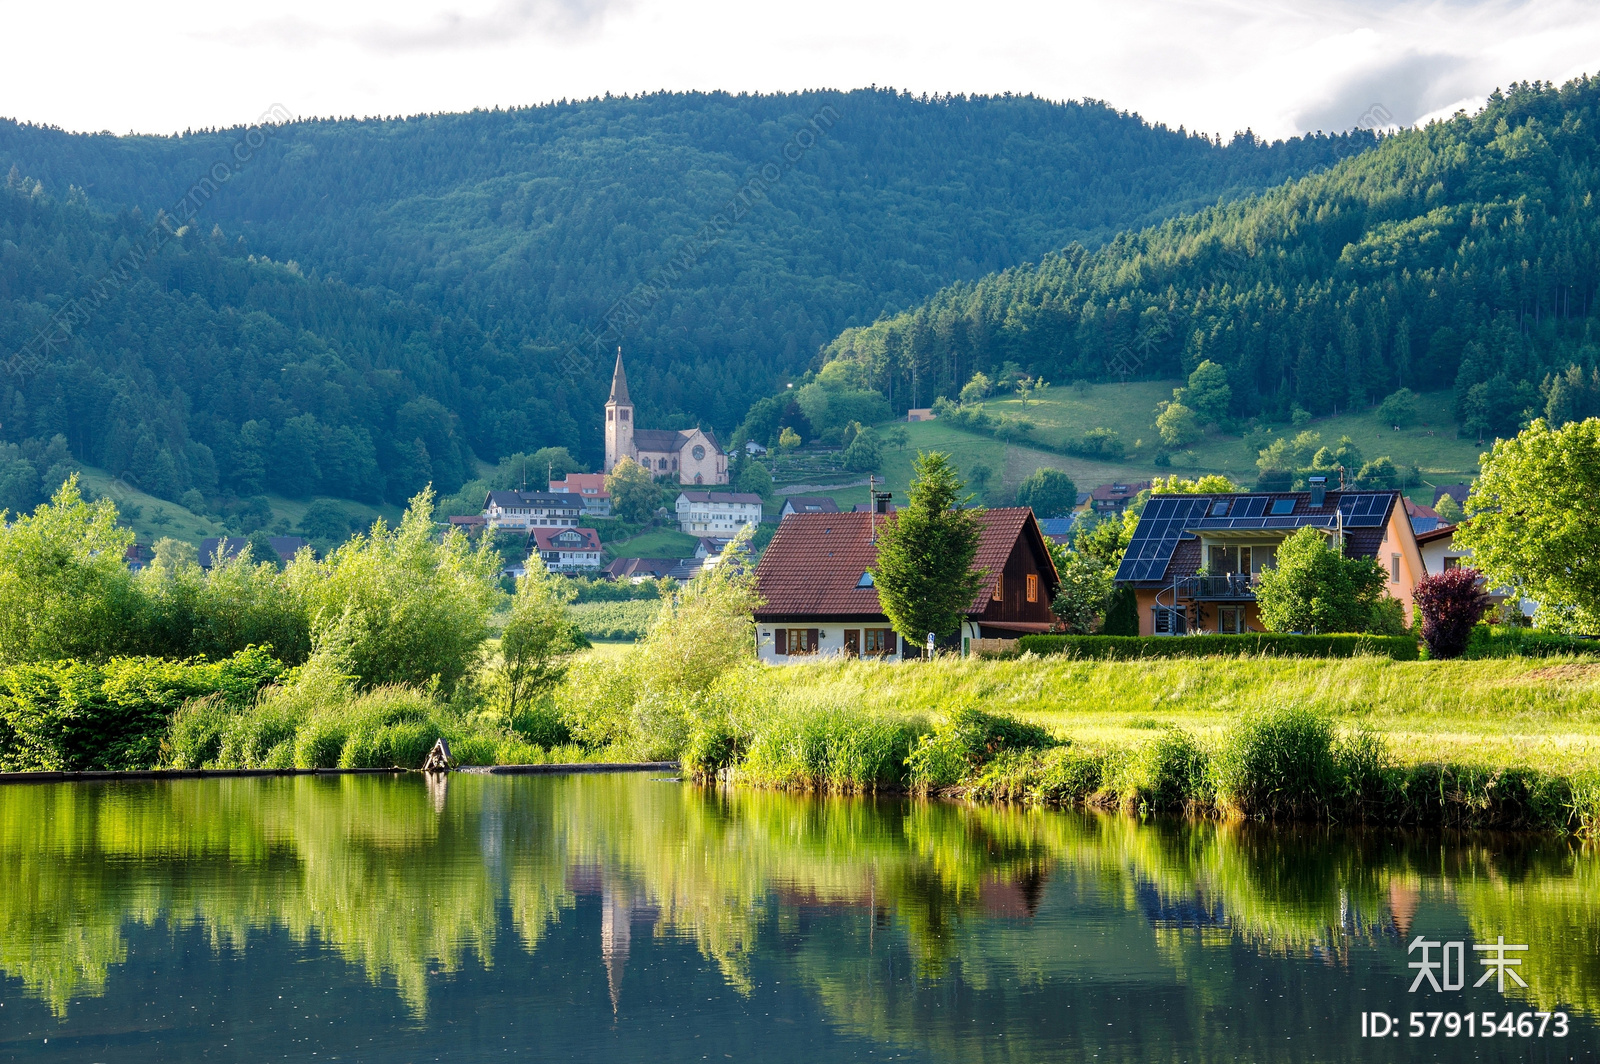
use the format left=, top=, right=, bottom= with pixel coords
left=549, top=472, right=612, bottom=517
left=530, top=526, right=603, bottom=573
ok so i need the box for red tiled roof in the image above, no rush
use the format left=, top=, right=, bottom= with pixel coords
left=1403, top=497, right=1439, bottom=519
left=1091, top=480, right=1151, bottom=501
left=754, top=508, right=1047, bottom=619
left=551, top=473, right=609, bottom=497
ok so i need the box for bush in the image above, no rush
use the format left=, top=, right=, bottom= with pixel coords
left=1413, top=567, right=1492, bottom=659
left=511, top=702, right=573, bottom=748
left=1210, top=704, right=1338, bottom=819
left=905, top=705, right=1058, bottom=789
left=0, top=647, right=285, bottom=771
left=164, top=694, right=235, bottom=769
left=339, top=721, right=435, bottom=769
left=1376, top=388, right=1421, bottom=427
left=1014, top=633, right=1419, bottom=661
left=217, top=702, right=304, bottom=769
left=1031, top=746, right=1104, bottom=803
left=293, top=718, right=350, bottom=769
left=1105, top=727, right=1206, bottom=810
left=739, top=707, right=926, bottom=792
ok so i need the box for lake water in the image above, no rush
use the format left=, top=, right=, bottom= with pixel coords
left=1, top=771, right=1596, bottom=1062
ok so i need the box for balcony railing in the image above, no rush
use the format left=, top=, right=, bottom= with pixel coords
left=1175, top=574, right=1259, bottom=600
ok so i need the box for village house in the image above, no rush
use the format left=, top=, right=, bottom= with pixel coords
left=1089, top=480, right=1151, bottom=516
left=779, top=495, right=840, bottom=517
left=529, top=526, right=603, bottom=574
left=605, top=351, right=728, bottom=485
left=1113, top=480, right=1423, bottom=635
left=752, top=507, right=1060, bottom=663
left=676, top=491, right=764, bottom=536
left=1415, top=523, right=1537, bottom=620
left=482, top=490, right=583, bottom=532
left=605, top=557, right=677, bottom=582
left=549, top=473, right=612, bottom=517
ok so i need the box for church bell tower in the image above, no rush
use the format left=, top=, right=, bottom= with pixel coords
left=604, top=348, right=634, bottom=472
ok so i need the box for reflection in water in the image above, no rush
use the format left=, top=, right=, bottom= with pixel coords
left=2, top=774, right=1597, bottom=1061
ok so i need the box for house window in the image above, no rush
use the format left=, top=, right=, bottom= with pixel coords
left=863, top=628, right=896, bottom=657
left=620, top=409, right=629, bottom=421
left=1026, top=574, right=1039, bottom=602
left=1218, top=606, right=1245, bottom=634
left=844, top=629, right=861, bottom=656
left=1443, top=556, right=1460, bottom=571
left=692, top=445, right=706, bottom=461
left=780, top=629, right=818, bottom=656
left=1390, top=553, right=1401, bottom=582
left=993, top=574, right=1004, bottom=601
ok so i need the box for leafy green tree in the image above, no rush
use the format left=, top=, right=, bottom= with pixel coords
left=959, top=372, right=992, bottom=405
left=842, top=430, right=883, bottom=472
left=1354, top=456, right=1398, bottom=489
left=886, top=426, right=910, bottom=452
left=1376, top=388, right=1421, bottom=427
left=734, top=460, right=774, bottom=499
left=778, top=426, right=802, bottom=452
left=497, top=557, right=581, bottom=715
left=1151, top=474, right=1239, bottom=493
left=286, top=487, right=501, bottom=693
left=1049, top=551, right=1114, bottom=633
left=871, top=453, right=985, bottom=646
left=300, top=499, right=355, bottom=544
left=1254, top=527, right=1392, bottom=634
left=605, top=458, right=660, bottom=523
left=967, top=461, right=993, bottom=496
left=1176, top=360, right=1231, bottom=424
left=1156, top=402, right=1202, bottom=448
left=1015, top=467, right=1078, bottom=517
left=1433, top=493, right=1463, bottom=524
left=0, top=476, right=140, bottom=665
left=1454, top=417, right=1600, bottom=632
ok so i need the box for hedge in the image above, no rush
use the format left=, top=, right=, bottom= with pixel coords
left=1011, top=633, right=1420, bottom=661
left=1461, top=625, right=1600, bottom=659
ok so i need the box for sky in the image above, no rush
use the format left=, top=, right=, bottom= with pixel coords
left=6, top=0, right=1600, bottom=139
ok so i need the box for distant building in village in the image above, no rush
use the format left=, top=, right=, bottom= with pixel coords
left=1088, top=480, right=1151, bottom=516
left=528, top=527, right=603, bottom=574
left=604, top=351, right=727, bottom=485
left=905, top=408, right=935, bottom=422
left=605, top=557, right=677, bottom=582
left=675, top=491, right=764, bottom=536
left=549, top=473, right=611, bottom=517
left=482, top=490, right=583, bottom=532
left=779, top=496, right=839, bottom=517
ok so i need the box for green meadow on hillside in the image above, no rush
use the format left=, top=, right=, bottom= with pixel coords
left=852, top=382, right=1484, bottom=506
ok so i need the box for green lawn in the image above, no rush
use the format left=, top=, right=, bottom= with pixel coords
left=606, top=529, right=700, bottom=559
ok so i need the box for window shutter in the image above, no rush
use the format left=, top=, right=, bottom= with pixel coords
left=808, top=629, right=819, bottom=652
left=775, top=629, right=787, bottom=655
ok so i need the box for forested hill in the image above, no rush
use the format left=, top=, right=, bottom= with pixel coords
left=824, top=79, right=1600, bottom=439
left=0, top=89, right=1375, bottom=512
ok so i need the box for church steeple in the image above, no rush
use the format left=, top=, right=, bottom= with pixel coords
left=608, top=347, right=631, bottom=406
left=604, top=347, right=634, bottom=473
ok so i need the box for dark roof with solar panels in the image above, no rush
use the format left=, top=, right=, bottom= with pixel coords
left=1115, top=490, right=1401, bottom=587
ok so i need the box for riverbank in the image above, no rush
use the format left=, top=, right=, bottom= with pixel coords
left=658, top=654, right=1600, bottom=835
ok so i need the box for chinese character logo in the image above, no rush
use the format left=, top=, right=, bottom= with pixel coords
left=1408, top=935, right=1529, bottom=993
left=1474, top=937, right=1529, bottom=992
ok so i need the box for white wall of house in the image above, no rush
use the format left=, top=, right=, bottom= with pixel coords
left=756, top=623, right=906, bottom=664
left=1418, top=532, right=1536, bottom=618
left=677, top=495, right=763, bottom=535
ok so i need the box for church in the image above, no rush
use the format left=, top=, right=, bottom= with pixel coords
left=604, top=351, right=728, bottom=485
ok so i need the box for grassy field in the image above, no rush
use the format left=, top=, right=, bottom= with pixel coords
left=846, top=383, right=1485, bottom=508
left=605, top=529, right=700, bottom=558
left=753, top=654, right=1600, bottom=775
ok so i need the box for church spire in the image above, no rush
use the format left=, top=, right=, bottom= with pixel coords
left=608, top=347, right=631, bottom=406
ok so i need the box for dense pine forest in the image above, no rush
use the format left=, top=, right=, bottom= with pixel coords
left=0, top=89, right=1373, bottom=512
left=825, top=80, right=1600, bottom=440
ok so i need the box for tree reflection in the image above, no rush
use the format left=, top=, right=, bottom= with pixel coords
left=1, top=773, right=1597, bottom=1037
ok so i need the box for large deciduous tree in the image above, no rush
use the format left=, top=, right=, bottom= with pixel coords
left=871, top=452, right=985, bottom=647
left=1453, top=417, right=1600, bottom=632
left=1254, top=527, right=1393, bottom=634
left=605, top=457, right=661, bottom=523
left=1015, top=467, right=1078, bottom=517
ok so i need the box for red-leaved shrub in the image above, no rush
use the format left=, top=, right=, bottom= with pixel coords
left=1413, top=567, right=1492, bottom=659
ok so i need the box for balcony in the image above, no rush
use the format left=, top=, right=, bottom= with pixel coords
left=1175, top=574, right=1259, bottom=601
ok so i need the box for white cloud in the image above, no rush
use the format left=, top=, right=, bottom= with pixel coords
left=3, top=0, right=1599, bottom=137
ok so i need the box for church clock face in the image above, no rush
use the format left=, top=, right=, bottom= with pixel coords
left=692, top=445, right=706, bottom=461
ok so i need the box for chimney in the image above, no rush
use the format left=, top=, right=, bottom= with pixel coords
left=873, top=491, right=892, bottom=515
left=1308, top=475, right=1327, bottom=508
